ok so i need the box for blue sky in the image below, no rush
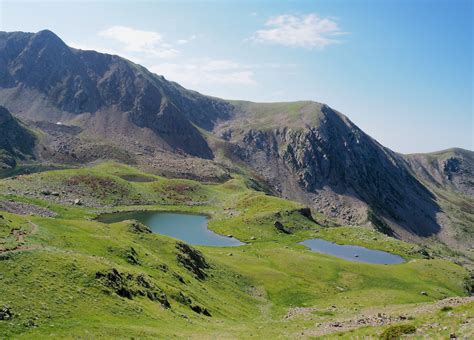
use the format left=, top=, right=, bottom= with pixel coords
left=0, top=0, right=472, bottom=153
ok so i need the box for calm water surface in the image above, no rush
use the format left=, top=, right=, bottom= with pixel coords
left=300, top=238, right=405, bottom=264
left=98, top=211, right=244, bottom=247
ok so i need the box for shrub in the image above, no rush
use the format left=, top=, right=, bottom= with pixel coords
left=380, top=324, right=416, bottom=340
left=464, top=271, right=474, bottom=296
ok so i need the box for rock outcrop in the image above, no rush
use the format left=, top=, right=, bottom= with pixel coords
left=95, top=268, right=170, bottom=308
left=176, top=242, right=210, bottom=280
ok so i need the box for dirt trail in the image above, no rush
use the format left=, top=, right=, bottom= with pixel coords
left=292, top=296, right=474, bottom=337
left=0, top=220, right=40, bottom=254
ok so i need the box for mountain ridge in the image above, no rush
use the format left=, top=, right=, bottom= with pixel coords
left=0, top=29, right=472, bottom=256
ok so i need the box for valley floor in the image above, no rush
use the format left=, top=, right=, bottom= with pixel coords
left=0, top=162, right=472, bottom=338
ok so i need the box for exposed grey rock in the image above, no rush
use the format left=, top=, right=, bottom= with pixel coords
left=176, top=242, right=210, bottom=280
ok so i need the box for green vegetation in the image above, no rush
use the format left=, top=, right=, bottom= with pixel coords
left=228, top=100, right=327, bottom=129
left=465, top=271, right=474, bottom=295
left=0, top=162, right=471, bottom=338
left=380, top=324, right=416, bottom=339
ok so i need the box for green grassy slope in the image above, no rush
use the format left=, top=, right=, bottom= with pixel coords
left=0, top=162, right=471, bottom=338
left=228, top=100, right=327, bottom=129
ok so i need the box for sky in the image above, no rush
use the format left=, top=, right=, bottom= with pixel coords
left=0, top=0, right=472, bottom=153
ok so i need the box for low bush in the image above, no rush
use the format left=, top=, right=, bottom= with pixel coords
left=380, top=324, right=416, bottom=339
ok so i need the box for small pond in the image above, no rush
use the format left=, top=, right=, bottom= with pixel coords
left=300, top=238, right=405, bottom=264
left=98, top=211, right=244, bottom=247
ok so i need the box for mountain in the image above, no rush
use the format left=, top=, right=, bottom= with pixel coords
left=0, top=30, right=232, bottom=159
left=215, top=101, right=449, bottom=237
left=0, top=105, right=36, bottom=169
left=0, top=30, right=472, bottom=253
left=405, top=148, right=473, bottom=197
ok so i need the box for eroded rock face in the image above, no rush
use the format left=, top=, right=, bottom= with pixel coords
left=223, top=105, right=441, bottom=237
left=175, top=242, right=210, bottom=280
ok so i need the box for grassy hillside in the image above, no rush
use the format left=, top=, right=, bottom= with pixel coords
left=0, top=162, right=471, bottom=338
left=228, top=100, right=327, bottom=129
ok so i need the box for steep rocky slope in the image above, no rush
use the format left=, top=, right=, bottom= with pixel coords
left=0, top=29, right=472, bottom=250
left=0, top=30, right=233, bottom=159
left=0, top=105, right=36, bottom=168
left=215, top=101, right=444, bottom=238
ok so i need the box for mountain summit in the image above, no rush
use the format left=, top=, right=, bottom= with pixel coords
left=0, top=30, right=472, bottom=252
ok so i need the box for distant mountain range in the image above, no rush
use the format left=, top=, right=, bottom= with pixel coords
left=0, top=30, right=472, bottom=254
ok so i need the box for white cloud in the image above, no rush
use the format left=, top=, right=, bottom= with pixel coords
left=176, top=34, right=197, bottom=45
left=98, top=25, right=179, bottom=58
left=150, top=59, right=257, bottom=86
left=70, top=28, right=257, bottom=89
left=67, top=41, right=144, bottom=64
left=251, top=14, right=347, bottom=48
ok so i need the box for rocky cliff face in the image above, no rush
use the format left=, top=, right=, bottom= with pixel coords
left=0, top=106, right=36, bottom=168
left=218, top=104, right=443, bottom=237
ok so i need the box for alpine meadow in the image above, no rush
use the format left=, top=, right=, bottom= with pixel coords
left=0, top=1, right=472, bottom=338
